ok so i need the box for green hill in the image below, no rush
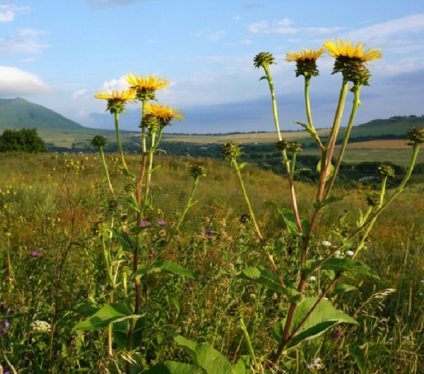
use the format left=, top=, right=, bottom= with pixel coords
left=0, top=97, right=84, bottom=130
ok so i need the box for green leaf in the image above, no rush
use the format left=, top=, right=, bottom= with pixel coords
left=240, top=267, right=301, bottom=303
left=313, top=194, right=348, bottom=210
left=294, top=121, right=320, bottom=143
left=272, top=297, right=357, bottom=350
left=147, top=260, right=198, bottom=280
left=334, top=283, right=358, bottom=295
left=316, top=160, right=334, bottom=182
left=113, top=315, right=146, bottom=350
left=113, top=229, right=136, bottom=252
left=143, top=361, right=203, bottom=374
left=74, top=303, right=99, bottom=316
left=316, top=258, right=379, bottom=279
left=266, top=201, right=310, bottom=236
left=170, top=333, right=241, bottom=374
left=73, top=302, right=139, bottom=331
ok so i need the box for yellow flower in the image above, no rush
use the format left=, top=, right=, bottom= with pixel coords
left=323, top=39, right=382, bottom=62
left=323, top=39, right=382, bottom=85
left=285, top=48, right=325, bottom=77
left=285, top=48, right=325, bottom=63
left=127, top=74, right=170, bottom=101
left=94, top=89, right=136, bottom=114
left=145, top=103, right=183, bottom=121
left=94, top=89, right=136, bottom=101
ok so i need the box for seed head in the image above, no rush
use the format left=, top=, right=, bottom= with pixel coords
left=406, top=127, right=424, bottom=146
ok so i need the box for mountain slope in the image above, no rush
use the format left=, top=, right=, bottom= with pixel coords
left=0, top=97, right=85, bottom=131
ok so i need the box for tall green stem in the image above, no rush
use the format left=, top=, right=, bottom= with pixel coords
left=304, top=77, right=323, bottom=149
left=99, top=146, right=115, bottom=200
left=263, top=65, right=282, bottom=141
left=114, top=112, right=129, bottom=172
left=231, top=158, right=263, bottom=240
left=326, top=84, right=362, bottom=197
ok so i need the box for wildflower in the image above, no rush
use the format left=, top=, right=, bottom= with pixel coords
left=127, top=73, right=170, bottom=101
left=221, top=142, right=242, bottom=161
left=285, top=48, right=325, bottom=77
left=406, top=127, right=424, bottom=146
left=157, top=220, right=167, bottom=227
left=31, top=251, right=39, bottom=257
left=276, top=139, right=289, bottom=151
left=205, top=229, right=213, bottom=238
left=334, top=250, right=341, bottom=258
left=287, top=142, right=302, bottom=153
left=140, top=221, right=149, bottom=227
left=143, top=103, right=184, bottom=129
left=190, top=164, right=207, bottom=179
left=253, top=52, right=276, bottom=70
left=306, top=357, right=324, bottom=371
left=323, top=39, right=382, bottom=85
left=90, top=135, right=108, bottom=148
left=321, top=240, right=332, bottom=247
left=0, top=321, right=10, bottom=335
left=308, top=276, right=317, bottom=282
left=331, top=328, right=341, bottom=341
left=345, top=250, right=354, bottom=257
left=30, top=320, right=51, bottom=334
left=94, top=89, right=136, bottom=114
left=366, top=192, right=380, bottom=207
left=377, top=164, right=395, bottom=178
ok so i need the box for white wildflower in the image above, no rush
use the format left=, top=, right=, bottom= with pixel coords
left=308, top=276, right=317, bottom=282
left=334, top=250, right=341, bottom=258
left=31, top=320, right=51, bottom=334
left=306, top=357, right=324, bottom=371
left=345, top=250, right=354, bottom=257
left=321, top=241, right=332, bottom=247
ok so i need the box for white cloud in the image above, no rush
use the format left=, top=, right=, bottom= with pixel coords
left=248, top=18, right=342, bottom=35
left=72, top=89, right=88, bottom=100
left=0, top=4, right=29, bottom=23
left=0, top=66, right=51, bottom=96
left=208, top=30, right=225, bottom=41
left=100, top=75, right=130, bottom=91
left=0, top=29, right=50, bottom=55
left=350, top=13, right=424, bottom=41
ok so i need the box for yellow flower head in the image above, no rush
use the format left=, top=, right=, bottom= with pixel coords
left=323, top=39, right=382, bottom=62
left=285, top=48, right=325, bottom=63
left=143, top=103, right=184, bottom=129
left=127, top=74, right=170, bottom=101
left=94, top=89, right=136, bottom=114
left=323, top=39, right=382, bottom=85
left=285, top=48, right=325, bottom=77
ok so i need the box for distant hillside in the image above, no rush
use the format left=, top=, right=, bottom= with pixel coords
left=0, top=97, right=85, bottom=131
left=348, top=115, right=424, bottom=137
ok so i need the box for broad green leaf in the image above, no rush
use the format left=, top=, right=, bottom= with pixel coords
left=316, top=258, right=379, bottom=279
left=266, top=201, right=310, bottom=235
left=272, top=297, right=357, bottom=350
left=143, top=361, right=203, bottom=374
left=113, top=315, right=145, bottom=350
left=75, top=303, right=99, bottom=316
left=316, top=160, right=334, bottom=182
left=113, top=229, right=136, bottom=252
left=240, top=267, right=301, bottom=303
left=73, top=302, right=138, bottom=331
left=334, top=283, right=358, bottom=295
left=313, top=194, right=349, bottom=210
left=148, top=260, right=197, bottom=280
left=171, top=333, right=240, bottom=374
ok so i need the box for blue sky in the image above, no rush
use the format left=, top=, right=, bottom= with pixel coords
left=1, top=0, right=424, bottom=133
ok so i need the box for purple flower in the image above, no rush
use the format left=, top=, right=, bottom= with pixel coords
left=157, top=220, right=167, bottom=227
left=31, top=251, right=39, bottom=257
left=205, top=229, right=213, bottom=238
left=140, top=221, right=149, bottom=227
left=0, top=321, right=10, bottom=335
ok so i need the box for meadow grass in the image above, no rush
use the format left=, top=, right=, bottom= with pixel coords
left=0, top=152, right=422, bottom=373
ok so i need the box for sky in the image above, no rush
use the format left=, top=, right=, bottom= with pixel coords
left=1, top=0, right=424, bottom=133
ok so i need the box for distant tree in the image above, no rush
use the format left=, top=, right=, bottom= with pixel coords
left=0, top=128, right=47, bottom=153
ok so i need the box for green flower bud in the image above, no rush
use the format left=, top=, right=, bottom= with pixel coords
left=221, top=142, right=242, bottom=161
left=253, top=52, right=276, bottom=69
left=91, top=135, right=107, bottom=148
left=406, top=127, right=424, bottom=146
left=190, top=164, right=207, bottom=179
left=365, top=191, right=380, bottom=207
left=276, top=140, right=289, bottom=151
left=287, top=142, right=303, bottom=153
left=377, top=164, right=395, bottom=178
